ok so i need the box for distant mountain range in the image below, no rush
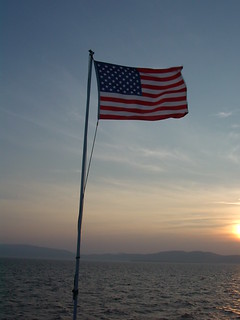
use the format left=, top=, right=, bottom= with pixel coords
left=82, top=251, right=240, bottom=264
left=0, top=244, right=74, bottom=260
left=1, top=244, right=240, bottom=263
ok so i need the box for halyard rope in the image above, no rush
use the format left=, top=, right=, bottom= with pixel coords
left=84, top=119, right=99, bottom=192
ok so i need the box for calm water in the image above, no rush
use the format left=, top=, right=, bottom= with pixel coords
left=1, top=259, right=240, bottom=319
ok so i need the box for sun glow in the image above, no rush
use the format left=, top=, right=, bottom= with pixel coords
left=233, top=224, right=240, bottom=239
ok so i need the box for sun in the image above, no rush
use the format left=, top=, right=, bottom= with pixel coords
left=233, top=224, right=240, bottom=239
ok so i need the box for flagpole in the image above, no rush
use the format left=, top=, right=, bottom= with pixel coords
left=72, top=49, right=94, bottom=320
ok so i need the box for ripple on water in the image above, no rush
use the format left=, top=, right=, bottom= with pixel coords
left=1, top=259, right=240, bottom=320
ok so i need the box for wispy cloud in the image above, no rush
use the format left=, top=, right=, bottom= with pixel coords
left=0, top=106, right=81, bottom=141
left=94, top=150, right=165, bottom=173
left=228, top=132, right=240, bottom=139
left=215, top=201, right=240, bottom=206
left=226, top=146, right=240, bottom=164
left=231, top=124, right=240, bottom=129
left=163, top=217, right=231, bottom=230
left=216, top=111, right=232, bottom=118
left=136, top=146, right=192, bottom=163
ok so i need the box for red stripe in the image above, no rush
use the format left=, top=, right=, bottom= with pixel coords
left=99, top=112, right=188, bottom=121
left=100, top=96, right=186, bottom=107
left=142, top=87, right=187, bottom=99
left=140, top=71, right=182, bottom=82
left=100, top=104, right=188, bottom=114
left=137, top=66, right=183, bottom=74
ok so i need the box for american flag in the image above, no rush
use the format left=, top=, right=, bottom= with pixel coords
left=94, top=60, right=188, bottom=121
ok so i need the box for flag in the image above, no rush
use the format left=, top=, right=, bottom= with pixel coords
left=94, top=60, right=188, bottom=121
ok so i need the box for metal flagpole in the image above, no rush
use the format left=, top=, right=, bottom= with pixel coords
left=72, top=49, right=94, bottom=320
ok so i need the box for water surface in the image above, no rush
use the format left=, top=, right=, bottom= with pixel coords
left=1, top=259, right=240, bottom=319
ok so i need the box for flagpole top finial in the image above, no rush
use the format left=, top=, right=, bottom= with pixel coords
left=89, top=49, right=94, bottom=57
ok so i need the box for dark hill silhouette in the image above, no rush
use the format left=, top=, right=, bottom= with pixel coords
left=0, top=244, right=74, bottom=260
left=1, top=244, right=240, bottom=263
left=81, top=250, right=240, bottom=263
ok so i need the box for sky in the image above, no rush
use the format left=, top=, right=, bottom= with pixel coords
left=1, top=0, right=240, bottom=255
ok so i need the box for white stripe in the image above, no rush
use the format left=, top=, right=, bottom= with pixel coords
left=142, top=83, right=186, bottom=95
left=100, top=100, right=187, bottom=110
left=100, top=108, right=188, bottom=117
left=141, top=76, right=183, bottom=87
left=100, top=89, right=186, bottom=103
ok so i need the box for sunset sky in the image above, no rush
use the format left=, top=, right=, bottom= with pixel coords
left=1, top=0, right=240, bottom=255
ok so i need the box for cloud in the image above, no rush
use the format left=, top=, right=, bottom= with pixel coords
left=164, top=217, right=230, bottom=230
left=214, top=201, right=240, bottom=206
left=93, top=140, right=196, bottom=180
left=228, top=131, right=240, bottom=140
left=94, top=148, right=165, bottom=173
left=136, top=146, right=192, bottom=163
left=0, top=106, right=82, bottom=142
left=216, top=111, right=232, bottom=118
left=231, top=124, right=240, bottom=129
left=226, top=146, right=240, bottom=164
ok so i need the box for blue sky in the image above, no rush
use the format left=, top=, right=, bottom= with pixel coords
left=1, top=0, right=240, bottom=254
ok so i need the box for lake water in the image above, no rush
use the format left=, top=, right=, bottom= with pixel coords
left=1, top=258, right=240, bottom=319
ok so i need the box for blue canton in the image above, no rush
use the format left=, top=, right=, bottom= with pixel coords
left=96, top=62, right=142, bottom=96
